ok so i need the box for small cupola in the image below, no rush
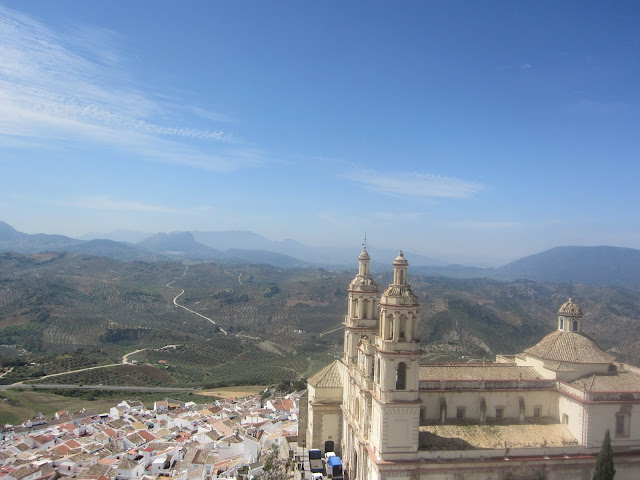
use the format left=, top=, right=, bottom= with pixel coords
left=557, top=297, right=583, bottom=332
left=392, top=251, right=409, bottom=285
left=358, top=246, right=370, bottom=276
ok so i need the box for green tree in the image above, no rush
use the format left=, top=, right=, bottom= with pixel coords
left=593, top=429, right=615, bottom=480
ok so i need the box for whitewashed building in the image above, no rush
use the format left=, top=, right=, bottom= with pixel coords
left=307, top=247, right=640, bottom=480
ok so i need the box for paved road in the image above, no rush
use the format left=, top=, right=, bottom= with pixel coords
left=0, top=383, right=197, bottom=392
left=167, top=265, right=228, bottom=335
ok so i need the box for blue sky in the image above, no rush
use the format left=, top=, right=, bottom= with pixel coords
left=1, top=1, right=639, bottom=265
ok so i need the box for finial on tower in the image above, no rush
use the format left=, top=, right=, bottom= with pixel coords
left=363, top=232, right=367, bottom=250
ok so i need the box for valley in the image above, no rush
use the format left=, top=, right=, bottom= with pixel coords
left=1, top=251, right=640, bottom=392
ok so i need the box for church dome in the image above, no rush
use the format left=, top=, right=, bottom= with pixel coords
left=393, top=251, right=408, bottom=266
left=524, top=330, right=614, bottom=364
left=359, top=247, right=370, bottom=261
left=558, top=298, right=582, bottom=317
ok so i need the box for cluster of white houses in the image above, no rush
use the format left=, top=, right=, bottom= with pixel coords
left=0, top=394, right=300, bottom=480
left=305, top=247, right=640, bottom=479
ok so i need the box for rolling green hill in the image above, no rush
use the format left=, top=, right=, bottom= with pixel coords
left=1, top=252, right=639, bottom=388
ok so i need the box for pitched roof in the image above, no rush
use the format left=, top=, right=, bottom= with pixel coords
left=117, top=458, right=139, bottom=471
left=524, top=331, right=614, bottom=364
left=308, top=360, right=343, bottom=388
left=419, top=364, right=540, bottom=381
left=10, top=466, right=40, bottom=480
left=571, top=371, right=640, bottom=392
left=84, top=463, right=113, bottom=479
left=137, top=430, right=156, bottom=442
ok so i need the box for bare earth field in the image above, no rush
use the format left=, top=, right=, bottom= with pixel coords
left=0, top=390, right=116, bottom=426
left=196, top=385, right=267, bottom=400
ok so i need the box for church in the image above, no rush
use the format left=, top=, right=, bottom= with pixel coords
left=305, top=247, right=640, bottom=479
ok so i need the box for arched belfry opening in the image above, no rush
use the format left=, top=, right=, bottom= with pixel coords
left=399, top=315, right=407, bottom=340
left=396, top=362, right=407, bottom=390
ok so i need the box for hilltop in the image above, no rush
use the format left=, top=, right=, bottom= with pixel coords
left=4, top=222, right=640, bottom=288
left=1, top=252, right=639, bottom=389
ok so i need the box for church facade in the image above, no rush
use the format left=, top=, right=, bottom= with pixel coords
left=306, top=248, right=640, bottom=479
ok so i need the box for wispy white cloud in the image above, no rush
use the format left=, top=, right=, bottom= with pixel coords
left=0, top=6, right=251, bottom=171
left=344, top=169, right=485, bottom=199
left=60, top=196, right=184, bottom=214
left=520, top=63, right=533, bottom=70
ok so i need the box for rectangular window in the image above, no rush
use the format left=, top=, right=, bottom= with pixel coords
left=533, top=407, right=541, bottom=418
left=495, top=408, right=503, bottom=419
left=456, top=408, right=464, bottom=419
left=616, top=415, right=627, bottom=437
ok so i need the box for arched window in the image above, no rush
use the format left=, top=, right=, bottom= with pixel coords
left=396, top=362, right=407, bottom=390
left=385, top=314, right=394, bottom=340
left=399, top=315, right=406, bottom=340
left=616, top=413, right=630, bottom=437
left=375, top=358, right=380, bottom=384
left=559, top=317, right=564, bottom=330
left=362, top=299, right=369, bottom=319
left=572, top=320, right=578, bottom=331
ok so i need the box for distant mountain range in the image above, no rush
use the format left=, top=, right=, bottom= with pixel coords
left=413, top=246, right=640, bottom=289
left=2, top=221, right=640, bottom=288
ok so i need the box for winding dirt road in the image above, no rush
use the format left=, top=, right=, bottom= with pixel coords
left=167, top=265, right=228, bottom=335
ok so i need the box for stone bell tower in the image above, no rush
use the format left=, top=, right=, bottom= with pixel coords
left=370, top=252, right=421, bottom=461
left=344, top=245, right=379, bottom=366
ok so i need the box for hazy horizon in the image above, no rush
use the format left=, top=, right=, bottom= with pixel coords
left=4, top=219, right=639, bottom=268
left=2, top=2, right=638, bottom=266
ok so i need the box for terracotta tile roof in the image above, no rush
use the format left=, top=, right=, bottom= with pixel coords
left=66, top=439, right=81, bottom=449
left=543, top=361, right=576, bottom=372
left=125, top=432, right=145, bottom=446
left=419, top=364, right=540, bottom=381
left=524, top=331, right=614, bottom=364
left=137, top=430, right=156, bottom=442
left=55, top=444, right=71, bottom=455
left=117, top=458, right=139, bottom=471
left=308, top=360, right=342, bottom=388
left=9, top=465, right=40, bottom=480
left=83, top=463, right=113, bottom=479
left=571, top=371, right=640, bottom=392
